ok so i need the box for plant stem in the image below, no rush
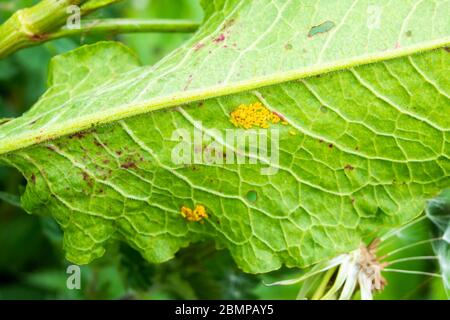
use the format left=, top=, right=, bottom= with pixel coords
left=51, top=19, right=200, bottom=39
left=0, top=0, right=124, bottom=59
left=311, top=267, right=336, bottom=300
left=0, top=0, right=86, bottom=58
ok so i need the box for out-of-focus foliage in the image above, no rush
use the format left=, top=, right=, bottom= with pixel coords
left=427, top=189, right=450, bottom=298
left=0, top=0, right=447, bottom=300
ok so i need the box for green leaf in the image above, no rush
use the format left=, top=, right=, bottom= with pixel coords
left=0, top=0, right=449, bottom=273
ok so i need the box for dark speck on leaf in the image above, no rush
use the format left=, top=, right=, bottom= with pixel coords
left=116, top=150, right=122, bottom=156
left=94, top=140, right=102, bottom=147
left=406, top=30, right=412, bottom=37
left=121, top=162, right=137, bottom=169
left=31, top=174, right=36, bottom=184
left=344, top=164, right=354, bottom=171
left=445, top=47, right=450, bottom=53
left=213, top=33, right=226, bottom=43
left=284, top=43, right=293, bottom=50
left=69, top=131, right=88, bottom=139
left=29, top=33, right=48, bottom=42
left=328, top=143, right=333, bottom=148
left=308, top=21, right=335, bottom=38
left=82, top=172, right=93, bottom=187
left=320, top=106, right=328, bottom=113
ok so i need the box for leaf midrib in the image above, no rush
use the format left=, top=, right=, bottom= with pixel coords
left=0, top=37, right=449, bottom=156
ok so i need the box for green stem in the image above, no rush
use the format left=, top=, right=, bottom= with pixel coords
left=51, top=18, right=200, bottom=39
left=0, top=0, right=123, bottom=59
left=0, top=17, right=200, bottom=59
left=311, top=267, right=336, bottom=300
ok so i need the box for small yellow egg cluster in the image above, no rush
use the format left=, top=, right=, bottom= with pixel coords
left=230, top=102, right=288, bottom=129
left=181, top=205, right=208, bottom=222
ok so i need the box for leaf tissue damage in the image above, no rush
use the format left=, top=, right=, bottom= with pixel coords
left=0, top=0, right=449, bottom=273
left=308, top=21, right=335, bottom=38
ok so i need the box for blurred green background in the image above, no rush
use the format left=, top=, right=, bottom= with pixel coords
left=0, top=0, right=448, bottom=300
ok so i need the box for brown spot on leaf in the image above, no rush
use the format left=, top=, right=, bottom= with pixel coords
left=121, top=162, right=136, bottom=169
left=213, top=33, right=226, bottom=43
left=69, top=131, right=88, bottom=139
left=82, top=172, right=93, bottom=187
left=344, top=164, right=354, bottom=171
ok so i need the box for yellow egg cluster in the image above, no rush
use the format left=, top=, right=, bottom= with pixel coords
left=230, top=102, right=288, bottom=129
left=180, top=205, right=208, bottom=223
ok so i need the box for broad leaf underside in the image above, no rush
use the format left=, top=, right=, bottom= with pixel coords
left=0, top=0, right=449, bottom=273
